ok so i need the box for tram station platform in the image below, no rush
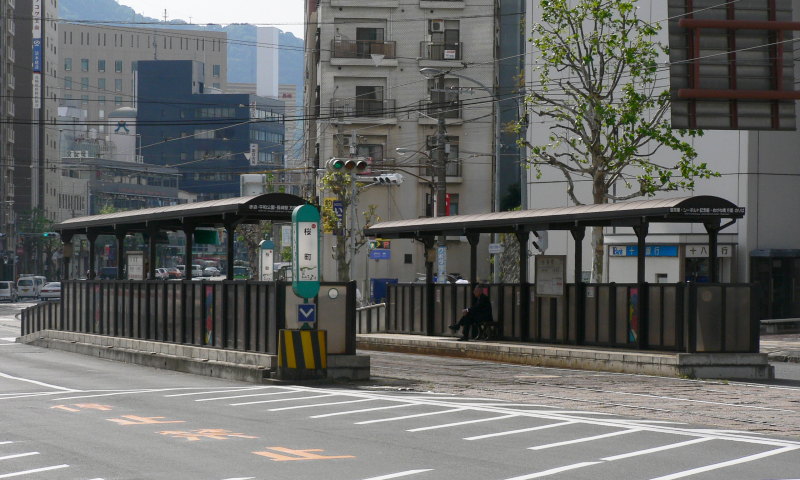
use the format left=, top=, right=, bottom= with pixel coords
left=357, top=333, right=774, bottom=380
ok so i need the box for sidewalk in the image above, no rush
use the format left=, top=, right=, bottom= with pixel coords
left=761, top=333, right=800, bottom=363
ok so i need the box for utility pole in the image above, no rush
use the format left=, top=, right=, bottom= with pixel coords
left=433, top=73, right=448, bottom=284
left=349, top=131, right=357, bottom=282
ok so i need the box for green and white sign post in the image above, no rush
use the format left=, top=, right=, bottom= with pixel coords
left=258, top=239, right=275, bottom=281
left=292, top=205, right=321, bottom=320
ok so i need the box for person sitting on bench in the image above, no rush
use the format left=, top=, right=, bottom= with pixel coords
left=449, top=284, right=492, bottom=341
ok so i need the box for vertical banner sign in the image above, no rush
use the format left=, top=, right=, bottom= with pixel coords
left=204, top=286, right=214, bottom=345
left=437, top=246, right=447, bottom=284
left=292, top=204, right=321, bottom=299
left=249, top=101, right=257, bottom=119
left=32, top=74, right=42, bottom=109
left=629, top=288, right=639, bottom=342
left=249, top=143, right=258, bottom=166
left=32, top=0, right=42, bottom=110
left=281, top=225, right=291, bottom=247
left=259, top=239, right=275, bottom=281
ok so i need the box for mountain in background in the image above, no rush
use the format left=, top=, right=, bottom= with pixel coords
left=58, top=0, right=304, bottom=97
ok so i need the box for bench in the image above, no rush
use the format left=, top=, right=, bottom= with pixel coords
left=761, top=318, right=800, bottom=334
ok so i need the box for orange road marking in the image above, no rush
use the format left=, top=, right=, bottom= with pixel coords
left=157, top=429, right=259, bottom=441
left=253, top=447, right=355, bottom=461
left=73, top=404, right=113, bottom=411
left=51, top=405, right=80, bottom=412
left=106, top=416, right=185, bottom=426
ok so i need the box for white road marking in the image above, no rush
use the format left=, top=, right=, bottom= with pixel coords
left=219, top=478, right=255, bottom=480
left=230, top=393, right=339, bottom=406
left=0, top=371, right=77, bottom=392
left=196, top=391, right=298, bottom=402
left=407, top=414, right=518, bottom=432
left=355, top=408, right=466, bottom=425
left=0, top=344, right=20, bottom=347
left=359, top=470, right=433, bottom=480
left=311, top=404, right=417, bottom=419
left=465, top=421, right=578, bottom=441
left=269, top=398, right=374, bottom=412
left=0, top=442, right=13, bottom=445
left=648, top=446, right=800, bottom=480
left=0, top=452, right=38, bottom=461
left=602, top=438, right=714, bottom=461
left=164, top=387, right=273, bottom=397
left=0, top=338, right=16, bottom=342
left=503, top=462, right=601, bottom=480
left=55, top=388, right=194, bottom=401
left=529, top=429, right=641, bottom=450
left=0, top=464, right=69, bottom=478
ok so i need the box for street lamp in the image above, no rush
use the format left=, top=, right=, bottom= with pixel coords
left=419, top=67, right=503, bottom=283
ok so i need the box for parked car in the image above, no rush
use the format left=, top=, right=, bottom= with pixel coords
left=176, top=265, right=186, bottom=275
left=0, top=281, right=18, bottom=302
left=203, top=266, right=221, bottom=277
left=17, top=277, right=37, bottom=299
left=39, top=282, right=61, bottom=300
left=34, top=276, right=47, bottom=295
left=155, top=268, right=169, bottom=280
left=98, top=267, right=117, bottom=280
left=167, top=267, right=183, bottom=280
left=191, top=265, right=204, bottom=278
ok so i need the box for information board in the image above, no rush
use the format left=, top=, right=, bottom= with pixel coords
left=535, top=255, right=566, bottom=297
left=127, top=251, right=144, bottom=281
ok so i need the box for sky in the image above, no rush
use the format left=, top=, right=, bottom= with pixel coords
left=119, top=0, right=306, bottom=38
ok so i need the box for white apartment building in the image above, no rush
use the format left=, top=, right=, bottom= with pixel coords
left=0, top=0, right=16, bottom=259
left=523, top=0, right=800, bottom=319
left=58, top=24, right=227, bottom=131
left=305, top=0, right=498, bottom=285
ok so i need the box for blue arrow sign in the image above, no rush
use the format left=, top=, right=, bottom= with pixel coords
left=298, top=304, right=316, bottom=323
left=333, top=200, right=344, bottom=221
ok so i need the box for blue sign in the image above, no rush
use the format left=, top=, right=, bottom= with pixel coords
left=370, top=249, right=391, bottom=260
left=32, top=40, right=42, bottom=73
left=332, top=200, right=344, bottom=221
left=611, top=245, right=678, bottom=257
left=298, top=304, right=316, bottom=323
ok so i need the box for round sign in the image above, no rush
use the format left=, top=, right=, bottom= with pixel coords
left=328, top=288, right=339, bottom=299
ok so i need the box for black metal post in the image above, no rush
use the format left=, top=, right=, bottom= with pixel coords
left=705, top=222, right=720, bottom=283
left=633, top=223, right=649, bottom=283
left=571, top=227, right=585, bottom=344
left=632, top=223, right=650, bottom=349
left=147, top=229, right=157, bottom=280
left=87, top=231, right=99, bottom=280
left=467, top=234, right=479, bottom=287
left=183, top=224, right=195, bottom=281
left=516, top=231, right=530, bottom=340
left=424, top=238, right=435, bottom=336
left=115, top=230, right=126, bottom=280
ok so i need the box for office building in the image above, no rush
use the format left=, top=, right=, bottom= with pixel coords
left=57, top=23, right=228, bottom=129
left=137, top=60, right=285, bottom=201
left=0, top=0, right=15, bottom=278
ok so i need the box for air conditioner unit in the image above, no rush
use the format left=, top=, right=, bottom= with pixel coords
left=340, top=136, right=351, bottom=147
left=430, top=20, right=444, bottom=33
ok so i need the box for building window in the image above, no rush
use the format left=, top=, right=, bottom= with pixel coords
left=64, top=58, right=72, bottom=71
left=65, top=77, right=72, bottom=89
left=213, top=65, right=220, bottom=77
left=81, top=95, right=88, bottom=105
left=195, top=107, right=236, bottom=118
left=115, top=79, right=122, bottom=91
left=98, top=78, right=106, bottom=90
left=213, top=83, right=220, bottom=89
left=81, top=59, right=88, bottom=71
left=115, top=61, right=122, bottom=73
left=99, top=110, right=105, bottom=119
left=64, top=94, right=72, bottom=100
left=115, top=96, right=122, bottom=105
left=98, top=60, right=105, bottom=72
left=99, top=125, right=105, bottom=133
left=81, top=78, right=89, bottom=90
left=98, top=96, right=105, bottom=105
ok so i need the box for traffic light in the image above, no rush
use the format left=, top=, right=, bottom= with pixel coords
left=326, top=158, right=368, bottom=173
left=42, top=232, right=57, bottom=237
left=373, top=174, right=404, bottom=185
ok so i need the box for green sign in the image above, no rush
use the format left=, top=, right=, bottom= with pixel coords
left=291, top=204, right=320, bottom=299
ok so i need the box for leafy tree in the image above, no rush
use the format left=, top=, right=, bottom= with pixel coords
left=521, top=0, right=719, bottom=282
left=319, top=173, right=380, bottom=282
left=17, top=208, right=60, bottom=277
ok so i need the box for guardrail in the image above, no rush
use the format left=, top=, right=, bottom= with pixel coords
left=20, top=300, right=60, bottom=335
left=384, top=282, right=760, bottom=353
left=356, top=303, right=385, bottom=334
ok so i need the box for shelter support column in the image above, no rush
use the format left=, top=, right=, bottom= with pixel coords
left=87, top=231, right=99, bottom=280
left=632, top=223, right=649, bottom=349
left=183, top=224, right=196, bottom=281
left=705, top=221, right=721, bottom=283
left=224, top=219, right=238, bottom=281
left=147, top=228, right=157, bottom=280
left=423, top=237, right=435, bottom=336
left=467, top=234, right=479, bottom=287
left=516, top=231, right=530, bottom=340
left=115, top=230, right=126, bottom=280
left=61, top=234, right=73, bottom=281
left=571, top=228, right=585, bottom=344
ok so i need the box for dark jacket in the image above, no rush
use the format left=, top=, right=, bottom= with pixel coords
left=467, top=293, right=493, bottom=323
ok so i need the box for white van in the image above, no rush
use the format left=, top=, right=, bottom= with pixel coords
left=17, top=277, right=37, bottom=299
left=34, top=276, right=47, bottom=296
left=0, top=281, right=17, bottom=302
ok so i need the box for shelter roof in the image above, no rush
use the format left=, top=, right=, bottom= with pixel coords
left=54, top=193, right=309, bottom=237
left=364, top=196, right=744, bottom=238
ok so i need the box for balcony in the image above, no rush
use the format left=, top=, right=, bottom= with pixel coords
left=7, top=18, right=13, bottom=36
left=7, top=0, right=14, bottom=8
left=419, top=99, right=462, bottom=120
left=330, top=98, right=397, bottom=122
left=6, top=127, right=13, bottom=144
left=419, top=159, right=462, bottom=178
left=6, top=46, right=13, bottom=63
left=419, top=42, right=463, bottom=61
left=6, top=73, right=13, bottom=90
left=330, top=40, right=398, bottom=67
left=5, top=101, right=13, bottom=117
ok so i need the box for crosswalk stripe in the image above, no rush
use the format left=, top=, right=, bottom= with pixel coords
left=269, top=398, right=374, bottom=412
left=359, top=469, right=433, bottom=480
left=503, top=462, right=601, bottom=480
left=647, top=446, right=800, bottom=480
left=602, top=438, right=713, bottom=461
left=310, top=404, right=416, bottom=419
left=0, top=453, right=38, bottom=461
left=408, top=414, right=518, bottom=432
left=356, top=408, right=466, bottom=425
left=0, top=464, right=69, bottom=478
left=196, top=391, right=296, bottom=402
left=465, top=421, right=577, bottom=441
left=529, top=429, right=640, bottom=450
left=230, top=393, right=338, bottom=406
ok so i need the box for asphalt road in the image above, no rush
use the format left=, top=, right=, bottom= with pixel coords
left=2, top=301, right=800, bottom=479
